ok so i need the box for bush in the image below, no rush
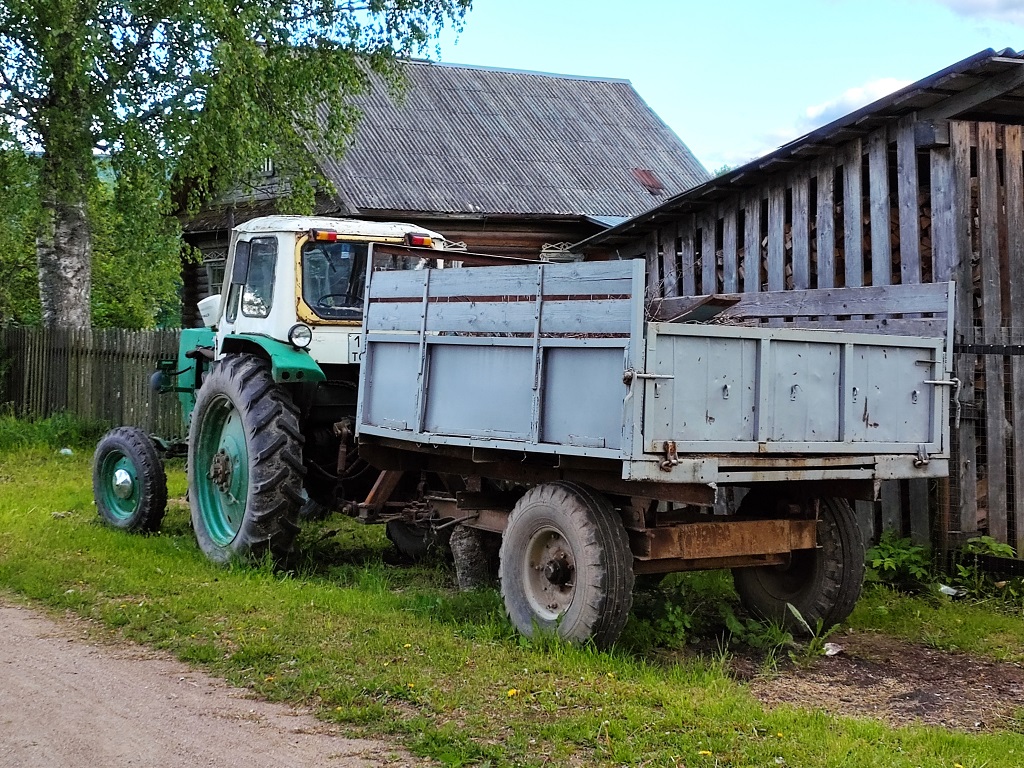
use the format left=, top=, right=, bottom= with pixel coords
left=866, top=531, right=933, bottom=592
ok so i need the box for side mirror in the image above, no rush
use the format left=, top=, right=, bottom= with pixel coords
left=198, top=294, right=221, bottom=328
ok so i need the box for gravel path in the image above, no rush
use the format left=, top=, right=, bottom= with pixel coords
left=0, top=600, right=415, bottom=768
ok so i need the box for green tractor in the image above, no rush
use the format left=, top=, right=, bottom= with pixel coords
left=93, top=215, right=461, bottom=563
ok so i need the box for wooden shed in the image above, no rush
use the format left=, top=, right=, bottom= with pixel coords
left=180, top=59, right=709, bottom=323
left=578, top=48, right=1024, bottom=556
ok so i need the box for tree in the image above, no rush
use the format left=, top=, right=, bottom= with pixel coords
left=0, top=1, right=470, bottom=329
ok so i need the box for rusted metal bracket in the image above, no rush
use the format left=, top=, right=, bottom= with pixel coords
left=659, top=440, right=679, bottom=472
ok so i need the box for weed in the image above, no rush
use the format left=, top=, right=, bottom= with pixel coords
left=953, top=536, right=1024, bottom=606
left=785, top=603, right=840, bottom=665
left=865, top=531, right=933, bottom=592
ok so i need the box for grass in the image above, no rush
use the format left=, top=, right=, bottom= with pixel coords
left=1, top=425, right=1024, bottom=765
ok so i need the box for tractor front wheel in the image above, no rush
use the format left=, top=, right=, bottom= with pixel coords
left=188, top=355, right=304, bottom=564
left=93, top=426, right=167, bottom=533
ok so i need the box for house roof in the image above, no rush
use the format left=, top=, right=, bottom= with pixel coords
left=316, top=59, right=709, bottom=219
left=577, top=48, right=1024, bottom=251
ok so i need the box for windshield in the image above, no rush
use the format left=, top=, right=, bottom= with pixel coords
left=301, top=241, right=368, bottom=320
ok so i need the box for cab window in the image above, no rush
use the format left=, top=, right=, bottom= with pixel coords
left=301, top=241, right=369, bottom=320
left=240, top=237, right=277, bottom=318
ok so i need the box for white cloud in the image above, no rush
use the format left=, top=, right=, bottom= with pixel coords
left=700, top=77, right=912, bottom=171
left=802, top=77, right=913, bottom=128
left=932, top=0, right=1024, bottom=24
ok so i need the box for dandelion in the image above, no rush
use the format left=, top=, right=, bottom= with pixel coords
left=698, top=750, right=713, bottom=756
left=407, top=682, right=415, bottom=689
left=954, top=764, right=964, bottom=768
left=264, top=676, right=275, bottom=682
left=507, top=688, right=519, bottom=697
left=403, top=643, right=411, bottom=648
left=777, top=732, right=784, bottom=738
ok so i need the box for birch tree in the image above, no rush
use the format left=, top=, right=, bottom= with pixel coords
left=0, top=1, right=470, bottom=329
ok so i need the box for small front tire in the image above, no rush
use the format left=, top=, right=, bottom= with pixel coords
left=92, top=426, right=168, bottom=533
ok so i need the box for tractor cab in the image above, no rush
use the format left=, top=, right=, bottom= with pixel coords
left=200, top=215, right=456, bottom=368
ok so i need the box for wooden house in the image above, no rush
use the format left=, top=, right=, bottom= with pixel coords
left=181, top=59, right=709, bottom=322
left=577, top=48, right=1024, bottom=556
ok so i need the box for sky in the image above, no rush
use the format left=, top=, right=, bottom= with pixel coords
left=434, top=0, right=1024, bottom=172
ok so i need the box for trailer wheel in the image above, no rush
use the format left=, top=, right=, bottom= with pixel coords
left=93, top=427, right=167, bottom=533
left=732, top=496, right=865, bottom=632
left=188, top=355, right=304, bottom=564
left=499, top=482, right=634, bottom=649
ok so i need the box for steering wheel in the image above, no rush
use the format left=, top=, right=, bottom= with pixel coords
left=316, top=293, right=353, bottom=308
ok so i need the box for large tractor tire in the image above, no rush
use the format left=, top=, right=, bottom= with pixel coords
left=732, top=495, right=865, bottom=632
left=499, top=482, right=634, bottom=649
left=187, top=355, right=304, bottom=564
left=93, top=426, right=167, bottom=533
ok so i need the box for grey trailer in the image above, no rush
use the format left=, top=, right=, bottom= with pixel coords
left=356, top=253, right=954, bottom=647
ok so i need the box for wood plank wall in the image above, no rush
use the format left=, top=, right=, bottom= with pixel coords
left=637, top=119, right=1023, bottom=554
left=0, top=328, right=182, bottom=437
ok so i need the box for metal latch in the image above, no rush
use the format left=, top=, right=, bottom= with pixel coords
left=623, top=368, right=675, bottom=384
left=659, top=440, right=679, bottom=472
left=923, top=377, right=962, bottom=428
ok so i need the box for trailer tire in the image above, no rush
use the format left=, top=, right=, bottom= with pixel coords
left=93, top=427, right=167, bottom=533
left=499, top=482, right=634, bottom=649
left=732, top=496, right=865, bottom=632
left=188, top=355, right=304, bottom=564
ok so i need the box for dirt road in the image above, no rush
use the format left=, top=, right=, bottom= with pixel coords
left=0, top=600, right=414, bottom=768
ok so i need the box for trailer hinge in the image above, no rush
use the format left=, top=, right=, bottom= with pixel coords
left=659, top=440, right=679, bottom=472
left=914, top=444, right=930, bottom=467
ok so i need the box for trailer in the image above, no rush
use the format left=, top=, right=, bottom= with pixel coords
left=355, top=254, right=955, bottom=647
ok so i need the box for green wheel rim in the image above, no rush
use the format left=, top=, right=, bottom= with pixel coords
left=195, top=394, right=249, bottom=547
left=99, top=452, right=140, bottom=521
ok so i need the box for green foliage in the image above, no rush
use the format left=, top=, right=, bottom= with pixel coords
left=953, top=536, right=1024, bottom=606
left=866, top=531, right=933, bottom=592
left=0, top=153, right=182, bottom=328
left=0, top=149, right=42, bottom=325
left=1, top=0, right=471, bottom=327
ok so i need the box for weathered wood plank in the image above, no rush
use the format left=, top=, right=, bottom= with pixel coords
left=842, top=139, right=864, bottom=288
left=978, top=121, right=1008, bottom=543
left=655, top=282, right=952, bottom=319
left=645, top=229, right=661, bottom=296
left=880, top=481, right=902, bottom=535
left=661, top=225, right=679, bottom=298
left=767, top=186, right=785, bottom=292
left=816, top=154, right=836, bottom=290
left=721, top=206, right=739, bottom=294
left=1005, top=124, right=1024, bottom=557
left=908, top=479, right=930, bottom=546
left=931, top=142, right=956, bottom=282
left=678, top=216, right=696, bottom=297
left=868, top=129, right=892, bottom=286
left=700, top=210, right=718, bottom=295
left=744, top=194, right=762, bottom=292
left=897, top=119, right=922, bottom=287
left=791, top=172, right=810, bottom=290
left=951, top=120, right=979, bottom=535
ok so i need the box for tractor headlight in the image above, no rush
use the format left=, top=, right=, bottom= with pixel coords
left=288, top=323, right=313, bottom=349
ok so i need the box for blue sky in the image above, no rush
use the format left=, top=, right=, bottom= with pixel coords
left=436, top=0, right=1024, bottom=172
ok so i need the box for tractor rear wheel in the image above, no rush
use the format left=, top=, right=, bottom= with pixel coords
left=93, top=426, right=167, bottom=533
left=188, top=355, right=304, bottom=564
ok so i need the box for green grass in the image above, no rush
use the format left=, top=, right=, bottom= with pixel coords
left=2, top=440, right=1024, bottom=766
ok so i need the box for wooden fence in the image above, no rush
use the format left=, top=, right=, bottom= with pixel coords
left=628, top=118, right=1024, bottom=555
left=0, top=327, right=183, bottom=437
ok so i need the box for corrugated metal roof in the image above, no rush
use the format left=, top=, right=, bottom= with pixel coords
left=578, top=48, right=1024, bottom=250
left=315, top=60, right=709, bottom=218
